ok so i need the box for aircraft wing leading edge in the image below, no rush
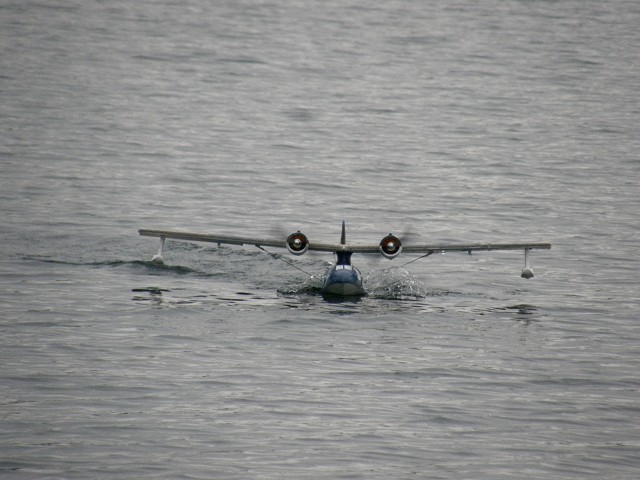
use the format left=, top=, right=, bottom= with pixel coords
left=138, top=229, right=285, bottom=248
left=138, top=229, right=551, bottom=254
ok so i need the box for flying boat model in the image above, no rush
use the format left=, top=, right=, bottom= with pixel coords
left=138, top=221, right=551, bottom=297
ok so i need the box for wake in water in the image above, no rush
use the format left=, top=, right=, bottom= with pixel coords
left=23, top=255, right=205, bottom=276
left=364, top=267, right=428, bottom=299
left=277, top=270, right=327, bottom=296
left=278, top=266, right=430, bottom=300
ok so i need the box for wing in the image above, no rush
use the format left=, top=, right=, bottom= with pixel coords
left=138, top=228, right=378, bottom=253
left=138, top=228, right=288, bottom=249
left=401, top=242, right=551, bottom=253
left=139, top=229, right=550, bottom=253
left=310, top=242, right=552, bottom=254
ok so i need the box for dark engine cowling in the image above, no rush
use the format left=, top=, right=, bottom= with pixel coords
left=286, top=231, right=309, bottom=255
left=379, top=234, right=402, bottom=259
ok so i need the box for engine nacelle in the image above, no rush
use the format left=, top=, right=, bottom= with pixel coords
left=379, top=233, right=402, bottom=259
left=286, top=231, right=309, bottom=255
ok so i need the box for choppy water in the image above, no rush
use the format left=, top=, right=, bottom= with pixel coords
left=2, top=1, right=639, bottom=478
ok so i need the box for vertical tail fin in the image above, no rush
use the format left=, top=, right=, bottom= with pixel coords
left=340, top=220, right=346, bottom=245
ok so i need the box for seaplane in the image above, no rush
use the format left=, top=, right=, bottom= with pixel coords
left=138, top=221, right=551, bottom=297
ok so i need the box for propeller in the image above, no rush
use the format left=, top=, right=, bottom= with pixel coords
left=375, top=226, right=416, bottom=260
left=268, top=225, right=324, bottom=259
left=379, top=233, right=403, bottom=259
left=286, top=231, right=309, bottom=255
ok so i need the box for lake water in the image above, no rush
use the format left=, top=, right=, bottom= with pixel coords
left=1, top=1, right=639, bottom=478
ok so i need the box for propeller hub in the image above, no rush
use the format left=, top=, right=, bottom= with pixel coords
left=286, top=231, right=309, bottom=255
left=379, top=233, right=402, bottom=259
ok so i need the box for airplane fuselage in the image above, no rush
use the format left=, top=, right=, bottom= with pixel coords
left=322, top=263, right=364, bottom=296
left=322, top=250, right=365, bottom=296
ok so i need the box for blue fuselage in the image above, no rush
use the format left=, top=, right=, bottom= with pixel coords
left=321, top=251, right=365, bottom=296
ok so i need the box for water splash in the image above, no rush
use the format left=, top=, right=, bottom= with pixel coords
left=364, top=267, right=427, bottom=299
left=278, top=266, right=433, bottom=301
left=277, top=271, right=326, bottom=296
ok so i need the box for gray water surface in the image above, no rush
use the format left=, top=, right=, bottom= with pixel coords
left=1, top=1, right=639, bottom=478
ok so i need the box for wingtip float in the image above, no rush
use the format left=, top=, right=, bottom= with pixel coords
left=138, top=222, right=551, bottom=297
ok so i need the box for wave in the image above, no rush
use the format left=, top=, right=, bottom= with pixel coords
left=23, top=255, right=208, bottom=276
